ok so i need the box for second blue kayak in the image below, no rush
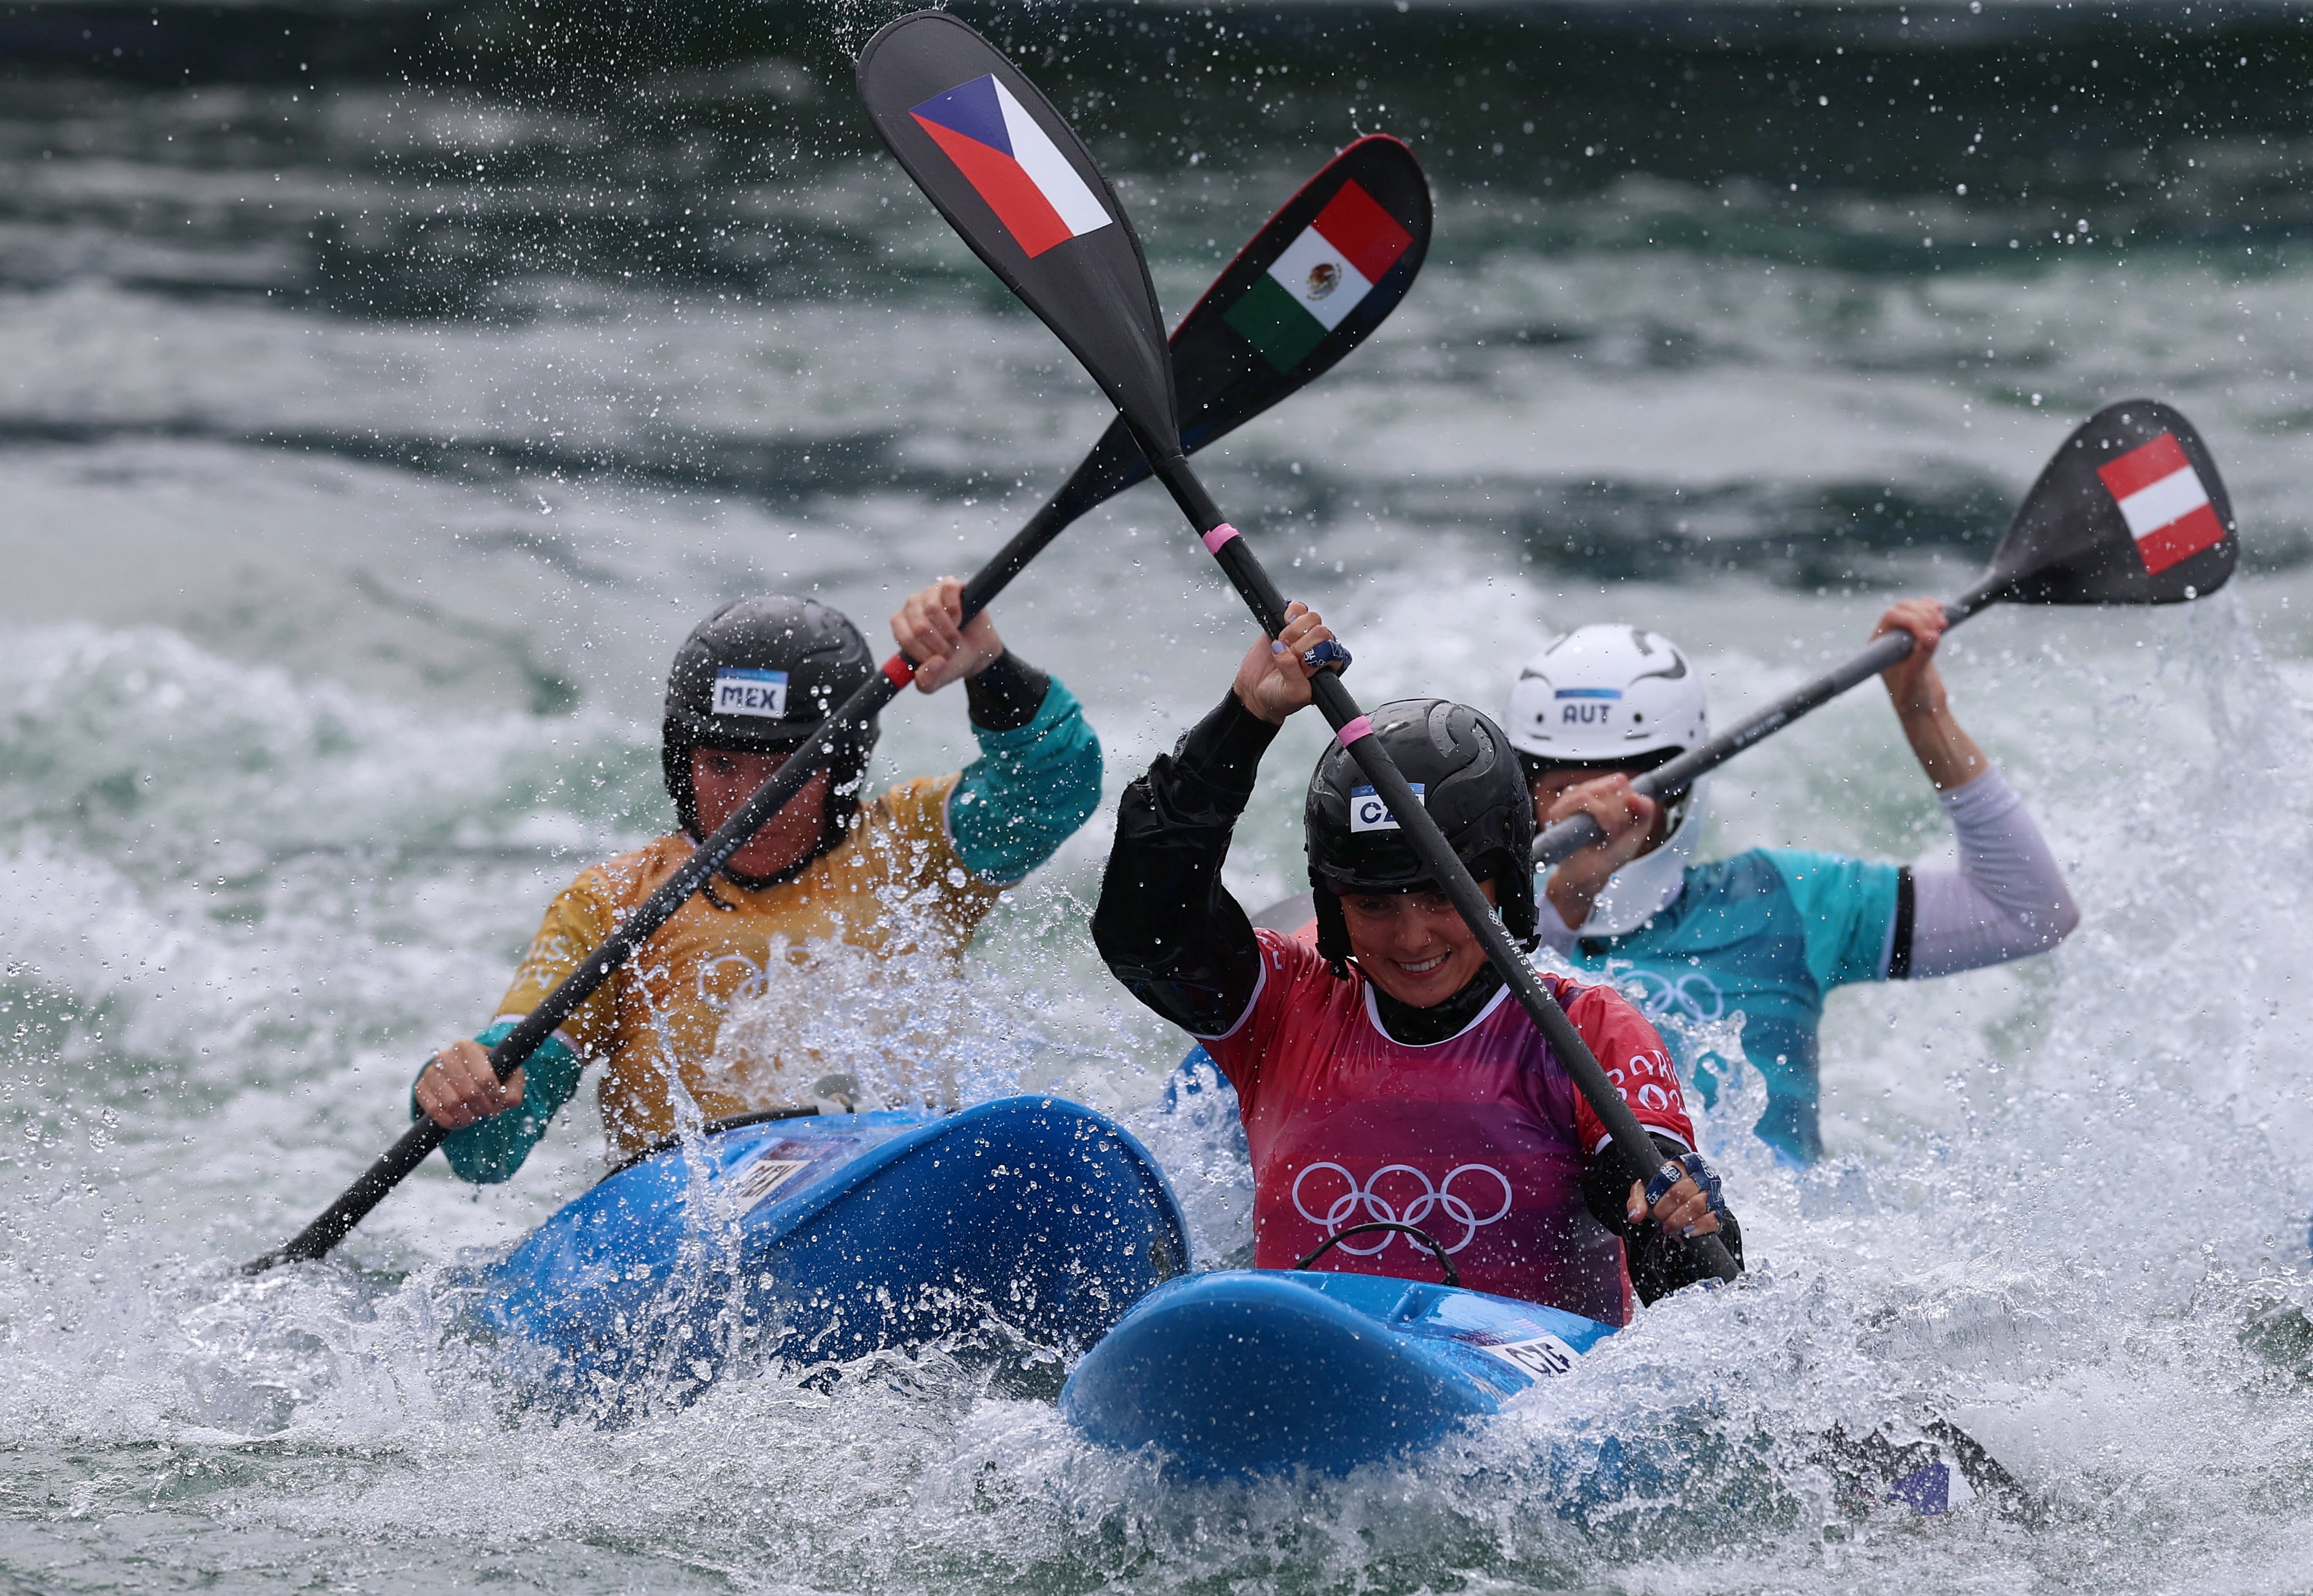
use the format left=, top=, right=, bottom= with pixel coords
left=1059, top=1267, right=1621, bottom=1477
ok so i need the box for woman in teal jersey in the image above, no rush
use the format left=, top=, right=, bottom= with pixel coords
left=1508, top=602, right=2078, bottom=1164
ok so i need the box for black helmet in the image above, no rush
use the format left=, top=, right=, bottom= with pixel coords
left=1305, top=698, right=1538, bottom=973
left=661, top=594, right=881, bottom=852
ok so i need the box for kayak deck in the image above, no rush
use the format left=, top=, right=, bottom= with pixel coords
left=482, top=1095, right=1190, bottom=1390
left=1060, top=1269, right=1618, bottom=1477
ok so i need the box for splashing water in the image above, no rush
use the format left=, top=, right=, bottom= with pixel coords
left=702, top=923, right=1052, bottom=1116
left=14, top=3, right=2313, bottom=1587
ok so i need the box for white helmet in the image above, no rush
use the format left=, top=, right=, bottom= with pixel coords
left=1504, top=625, right=1708, bottom=765
left=1507, top=625, right=1712, bottom=939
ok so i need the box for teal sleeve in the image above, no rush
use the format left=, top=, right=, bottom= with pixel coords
left=948, top=674, right=1103, bottom=884
left=408, top=1020, right=586, bottom=1185
left=1764, top=849, right=1902, bottom=994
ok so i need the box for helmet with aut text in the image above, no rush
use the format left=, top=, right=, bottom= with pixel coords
left=1506, top=624, right=1715, bottom=938
left=1504, top=624, right=1708, bottom=769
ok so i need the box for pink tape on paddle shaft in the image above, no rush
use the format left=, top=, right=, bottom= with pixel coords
left=1201, top=522, right=1241, bottom=553
left=881, top=653, right=915, bottom=688
left=1335, top=715, right=1375, bottom=747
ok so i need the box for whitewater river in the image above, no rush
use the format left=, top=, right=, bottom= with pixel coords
left=7, top=1, right=2313, bottom=1588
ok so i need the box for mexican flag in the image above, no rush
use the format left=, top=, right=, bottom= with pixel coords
left=1224, top=180, right=1415, bottom=373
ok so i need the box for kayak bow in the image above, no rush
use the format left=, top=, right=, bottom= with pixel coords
left=1060, top=1269, right=1618, bottom=1477
left=482, top=1095, right=1190, bottom=1390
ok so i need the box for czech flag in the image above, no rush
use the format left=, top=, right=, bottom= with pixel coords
left=910, top=75, right=1113, bottom=258
left=2095, top=432, right=2226, bottom=576
left=1223, top=181, right=1414, bottom=373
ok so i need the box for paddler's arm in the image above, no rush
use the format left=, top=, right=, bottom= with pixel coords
left=1093, top=605, right=1335, bottom=1035
left=1901, top=769, right=2080, bottom=976
left=1875, top=598, right=1989, bottom=794
left=412, top=1023, right=588, bottom=1184
left=410, top=873, right=614, bottom=1184
left=1855, top=598, right=2081, bottom=981
left=892, top=577, right=1101, bottom=884
left=1581, top=1132, right=1745, bottom=1305
left=1558, top=975, right=1745, bottom=1301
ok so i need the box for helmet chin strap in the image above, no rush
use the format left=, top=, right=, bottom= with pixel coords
left=1573, top=776, right=1710, bottom=939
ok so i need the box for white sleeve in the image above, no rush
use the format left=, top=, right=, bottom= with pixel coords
left=1902, top=768, right=2081, bottom=980
left=1530, top=872, right=1580, bottom=954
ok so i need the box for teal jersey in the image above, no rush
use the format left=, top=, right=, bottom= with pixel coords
left=1554, top=849, right=1901, bottom=1164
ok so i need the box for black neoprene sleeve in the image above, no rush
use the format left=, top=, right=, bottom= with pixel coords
left=1579, top=1132, right=1746, bottom=1306
left=1092, top=691, right=1281, bottom=1037
left=963, top=649, right=1051, bottom=732
left=1887, top=864, right=1918, bottom=980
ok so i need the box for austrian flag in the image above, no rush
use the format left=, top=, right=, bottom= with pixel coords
left=1224, top=181, right=1415, bottom=372
left=2096, top=431, right=2227, bottom=576
left=909, top=75, right=1112, bottom=258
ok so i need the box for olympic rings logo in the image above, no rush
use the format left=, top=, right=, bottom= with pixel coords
left=1618, top=967, right=1725, bottom=1023
left=1290, top=1162, right=1515, bottom=1255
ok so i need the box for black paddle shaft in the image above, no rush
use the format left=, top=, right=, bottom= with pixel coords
left=248, top=131, right=1440, bottom=1272
left=1533, top=571, right=2008, bottom=869
left=1142, top=446, right=1742, bottom=1284
left=244, top=504, right=1069, bottom=1272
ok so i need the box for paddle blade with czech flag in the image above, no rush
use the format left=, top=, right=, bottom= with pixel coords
left=858, top=11, right=1179, bottom=453
left=1992, top=399, right=2239, bottom=604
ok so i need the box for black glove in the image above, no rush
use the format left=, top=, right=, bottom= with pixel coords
left=1580, top=1133, right=1745, bottom=1306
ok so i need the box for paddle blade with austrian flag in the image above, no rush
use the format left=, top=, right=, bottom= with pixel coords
left=1990, top=399, right=2238, bottom=606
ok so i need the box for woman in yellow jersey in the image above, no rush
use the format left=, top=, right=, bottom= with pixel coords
left=410, top=580, right=1102, bottom=1178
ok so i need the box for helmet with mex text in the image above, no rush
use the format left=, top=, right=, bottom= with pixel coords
left=1304, top=698, right=1537, bottom=975
left=661, top=595, right=880, bottom=852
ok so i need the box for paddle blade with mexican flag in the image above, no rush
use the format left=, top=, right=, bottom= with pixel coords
left=1992, top=399, right=2238, bottom=604
left=1173, top=137, right=1428, bottom=452
left=1041, top=136, right=1432, bottom=526
left=858, top=11, right=1179, bottom=453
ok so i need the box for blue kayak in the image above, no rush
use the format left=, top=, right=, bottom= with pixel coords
left=480, top=1095, right=1190, bottom=1390
left=1061, top=1269, right=1981, bottom=1516
left=1060, top=1268, right=1621, bottom=1477
left=1117, top=1051, right=1987, bottom=1512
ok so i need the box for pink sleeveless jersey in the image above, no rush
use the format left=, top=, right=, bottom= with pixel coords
left=1200, top=930, right=1695, bottom=1326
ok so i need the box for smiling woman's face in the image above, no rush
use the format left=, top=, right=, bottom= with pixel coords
left=1337, top=878, right=1498, bottom=1009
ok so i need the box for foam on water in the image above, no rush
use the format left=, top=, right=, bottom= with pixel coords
left=10, top=577, right=2313, bottom=1591
left=11, top=6, right=2313, bottom=1588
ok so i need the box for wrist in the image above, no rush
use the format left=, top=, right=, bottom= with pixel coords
left=1237, top=685, right=1292, bottom=726
left=964, top=649, right=1049, bottom=732
left=958, top=629, right=1005, bottom=677
left=1545, top=875, right=1596, bottom=930
left=1178, top=691, right=1284, bottom=796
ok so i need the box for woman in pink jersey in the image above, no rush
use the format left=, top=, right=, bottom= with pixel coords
left=1093, top=604, right=1740, bottom=1325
